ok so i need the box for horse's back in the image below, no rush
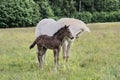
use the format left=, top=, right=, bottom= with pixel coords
left=58, top=18, right=90, bottom=32
left=57, top=18, right=90, bottom=38
left=35, top=18, right=90, bottom=39
left=35, top=19, right=60, bottom=38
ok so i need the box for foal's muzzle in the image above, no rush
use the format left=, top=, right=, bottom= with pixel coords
left=70, top=37, right=74, bottom=39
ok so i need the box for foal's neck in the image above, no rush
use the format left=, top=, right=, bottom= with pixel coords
left=53, top=32, right=65, bottom=42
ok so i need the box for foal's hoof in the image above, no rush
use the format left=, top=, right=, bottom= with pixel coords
left=40, top=66, right=44, bottom=70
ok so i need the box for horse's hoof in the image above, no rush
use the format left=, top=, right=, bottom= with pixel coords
left=66, top=64, right=70, bottom=70
left=54, top=67, right=58, bottom=72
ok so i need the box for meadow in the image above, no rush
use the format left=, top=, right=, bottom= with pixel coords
left=0, top=22, right=120, bottom=80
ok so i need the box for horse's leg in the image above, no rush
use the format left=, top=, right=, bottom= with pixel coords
left=42, top=47, right=47, bottom=64
left=36, top=48, right=39, bottom=63
left=62, top=40, right=68, bottom=61
left=66, top=39, right=73, bottom=68
left=43, top=53, right=46, bottom=64
left=62, top=40, right=68, bottom=68
left=66, top=40, right=73, bottom=62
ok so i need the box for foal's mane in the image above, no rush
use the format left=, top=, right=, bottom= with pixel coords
left=53, top=27, right=65, bottom=37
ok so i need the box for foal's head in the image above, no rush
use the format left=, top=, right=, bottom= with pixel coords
left=63, top=25, right=74, bottom=39
left=54, top=25, right=74, bottom=40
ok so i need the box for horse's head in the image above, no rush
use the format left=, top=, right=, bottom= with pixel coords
left=63, top=25, right=74, bottom=39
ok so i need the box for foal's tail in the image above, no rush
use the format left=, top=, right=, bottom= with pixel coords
left=29, top=40, right=36, bottom=49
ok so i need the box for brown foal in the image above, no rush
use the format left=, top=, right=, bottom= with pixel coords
left=29, top=25, right=74, bottom=70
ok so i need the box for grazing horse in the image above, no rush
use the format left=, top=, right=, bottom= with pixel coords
left=30, top=25, right=74, bottom=69
left=57, top=18, right=90, bottom=64
left=35, top=18, right=90, bottom=65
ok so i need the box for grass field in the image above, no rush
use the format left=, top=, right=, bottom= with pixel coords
left=0, top=22, right=120, bottom=80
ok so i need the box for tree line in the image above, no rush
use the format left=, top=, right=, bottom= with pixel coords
left=0, top=0, right=120, bottom=28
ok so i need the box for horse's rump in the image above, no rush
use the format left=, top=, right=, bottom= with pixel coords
left=35, top=19, right=61, bottom=38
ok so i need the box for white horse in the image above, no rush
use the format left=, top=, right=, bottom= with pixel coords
left=35, top=18, right=60, bottom=38
left=35, top=18, right=90, bottom=65
left=57, top=18, right=90, bottom=63
left=35, top=18, right=61, bottom=63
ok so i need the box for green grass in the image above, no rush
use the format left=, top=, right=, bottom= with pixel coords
left=0, top=22, right=120, bottom=80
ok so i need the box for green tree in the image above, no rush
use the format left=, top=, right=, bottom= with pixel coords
left=0, top=0, right=40, bottom=28
left=94, top=0, right=119, bottom=12
left=50, top=0, right=77, bottom=17
left=62, top=0, right=77, bottom=17
left=35, top=0, right=54, bottom=18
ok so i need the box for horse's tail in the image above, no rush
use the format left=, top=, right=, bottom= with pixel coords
left=29, top=40, right=36, bottom=49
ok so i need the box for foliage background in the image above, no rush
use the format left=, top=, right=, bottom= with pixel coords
left=0, top=0, right=120, bottom=28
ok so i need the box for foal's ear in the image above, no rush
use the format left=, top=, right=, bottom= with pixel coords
left=65, top=25, right=70, bottom=28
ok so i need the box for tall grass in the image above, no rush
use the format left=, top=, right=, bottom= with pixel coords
left=0, top=22, right=120, bottom=80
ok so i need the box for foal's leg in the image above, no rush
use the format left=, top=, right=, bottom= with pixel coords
left=37, top=47, right=43, bottom=69
left=37, top=51, right=42, bottom=68
left=57, top=47, right=60, bottom=67
left=53, top=49, right=59, bottom=71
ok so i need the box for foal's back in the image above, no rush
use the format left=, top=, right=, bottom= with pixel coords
left=36, top=35, right=61, bottom=49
